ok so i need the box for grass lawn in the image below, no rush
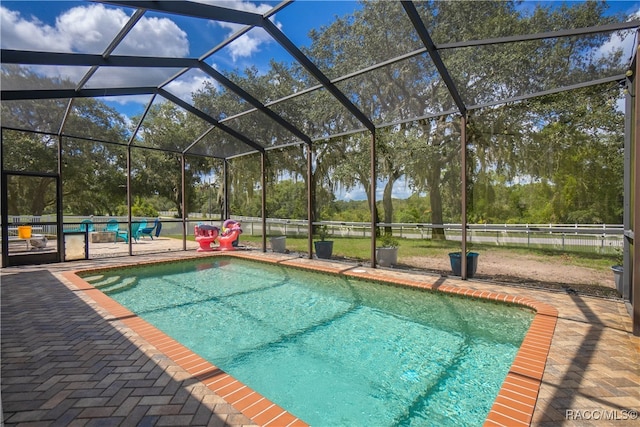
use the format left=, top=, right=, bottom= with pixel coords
left=214, top=234, right=616, bottom=271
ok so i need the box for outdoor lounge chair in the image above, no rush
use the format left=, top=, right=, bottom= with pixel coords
left=104, top=219, right=129, bottom=242
left=139, top=218, right=161, bottom=240
left=101, top=220, right=142, bottom=243
left=130, top=221, right=143, bottom=242
left=65, top=219, right=95, bottom=233
left=79, top=219, right=95, bottom=232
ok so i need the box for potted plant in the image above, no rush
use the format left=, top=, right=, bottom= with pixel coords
left=270, top=235, right=287, bottom=253
left=314, top=225, right=333, bottom=259
left=611, top=248, right=624, bottom=296
left=448, top=249, right=479, bottom=278
left=376, top=234, right=399, bottom=267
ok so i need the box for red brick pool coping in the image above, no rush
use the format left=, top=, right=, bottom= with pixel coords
left=62, top=252, right=558, bottom=426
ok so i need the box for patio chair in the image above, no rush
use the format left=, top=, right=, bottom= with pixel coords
left=103, top=220, right=142, bottom=243
left=104, top=219, right=129, bottom=242
left=130, top=221, right=143, bottom=242
left=64, top=219, right=95, bottom=233
left=139, top=218, right=161, bottom=240
left=195, top=223, right=219, bottom=252
left=80, top=219, right=95, bottom=232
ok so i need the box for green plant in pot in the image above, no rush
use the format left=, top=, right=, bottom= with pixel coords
left=314, top=225, right=333, bottom=259
left=448, top=246, right=479, bottom=278
left=376, top=234, right=399, bottom=267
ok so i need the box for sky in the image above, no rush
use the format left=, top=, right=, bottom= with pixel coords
left=3, top=1, right=637, bottom=107
left=1, top=1, right=362, bottom=113
left=2, top=0, right=639, bottom=200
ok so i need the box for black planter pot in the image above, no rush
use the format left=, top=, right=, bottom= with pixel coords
left=314, top=241, right=334, bottom=259
left=448, top=252, right=479, bottom=278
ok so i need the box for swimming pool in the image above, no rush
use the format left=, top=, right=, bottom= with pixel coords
left=81, top=257, right=534, bottom=426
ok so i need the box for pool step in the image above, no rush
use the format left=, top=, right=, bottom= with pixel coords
left=89, top=276, right=120, bottom=288
left=102, top=277, right=137, bottom=294
left=83, top=275, right=138, bottom=294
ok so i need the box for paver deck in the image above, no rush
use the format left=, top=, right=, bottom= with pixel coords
left=2, top=249, right=638, bottom=426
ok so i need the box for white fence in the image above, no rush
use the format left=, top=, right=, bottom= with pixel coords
left=5, top=215, right=624, bottom=254
left=231, top=217, right=624, bottom=255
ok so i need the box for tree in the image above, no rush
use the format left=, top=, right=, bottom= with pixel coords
left=2, top=66, right=130, bottom=216
left=525, top=85, right=625, bottom=223
left=135, top=102, right=212, bottom=217
left=187, top=1, right=624, bottom=233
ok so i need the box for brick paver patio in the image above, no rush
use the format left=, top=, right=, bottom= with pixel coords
left=2, top=249, right=639, bottom=426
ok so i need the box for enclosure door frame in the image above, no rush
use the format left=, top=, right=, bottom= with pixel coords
left=1, top=171, right=62, bottom=267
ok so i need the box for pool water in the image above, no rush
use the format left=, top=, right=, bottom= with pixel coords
left=83, top=258, right=533, bottom=426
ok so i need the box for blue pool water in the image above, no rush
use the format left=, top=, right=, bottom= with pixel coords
left=82, top=258, right=533, bottom=426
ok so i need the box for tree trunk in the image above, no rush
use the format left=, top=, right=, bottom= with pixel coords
left=382, top=172, right=400, bottom=235
left=29, top=178, right=50, bottom=216
left=362, top=177, right=380, bottom=233
left=428, top=168, right=446, bottom=240
left=309, top=169, right=318, bottom=234
left=174, top=188, right=182, bottom=218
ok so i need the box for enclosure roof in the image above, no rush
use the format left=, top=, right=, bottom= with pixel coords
left=1, top=0, right=638, bottom=159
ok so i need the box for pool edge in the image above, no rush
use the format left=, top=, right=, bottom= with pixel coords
left=62, top=252, right=558, bottom=426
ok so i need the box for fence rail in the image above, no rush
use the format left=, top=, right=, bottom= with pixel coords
left=3, top=215, right=624, bottom=255
left=231, top=217, right=624, bottom=255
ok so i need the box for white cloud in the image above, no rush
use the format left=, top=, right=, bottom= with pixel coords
left=112, top=16, right=189, bottom=57
left=194, top=0, right=274, bottom=16
left=1, top=6, right=71, bottom=51
left=595, top=8, right=640, bottom=65
left=193, top=0, right=280, bottom=61
left=1, top=0, right=277, bottom=110
left=338, top=177, right=416, bottom=201
left=340, top=187, right=367, bottom=201
left=1, top=4, right=189, bottom=89
left=224, top=26, right=275, bottom=61
left=2, top=4, right=189, bottom=55
left=594, top=7, right=640, bottom=114
left=164, top=70, right=216, bottom=103
left=596, top=28, right=637, bottom=64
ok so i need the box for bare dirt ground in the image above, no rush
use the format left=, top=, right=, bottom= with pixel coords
left=398, top=248, right=619, bottom=298
left=302, top=244, right=619, bottom=299
left=242, top=240, right=619, bottom=298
